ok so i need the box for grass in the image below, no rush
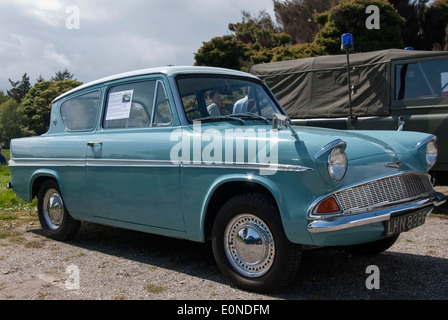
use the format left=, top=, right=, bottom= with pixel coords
left=0, top=150, right=37, bottom=232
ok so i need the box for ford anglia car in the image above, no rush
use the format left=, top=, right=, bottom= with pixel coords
left=8, top=66, right=446, bottom=292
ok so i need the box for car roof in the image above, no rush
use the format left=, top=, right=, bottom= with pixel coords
left=53, top=66, right=258, bottom=102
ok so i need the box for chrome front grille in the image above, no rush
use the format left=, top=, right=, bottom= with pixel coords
left=335, top=173, right=433, bottom=212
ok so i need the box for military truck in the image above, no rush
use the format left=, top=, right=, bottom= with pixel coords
left=251, top=49, right=448, bottom=174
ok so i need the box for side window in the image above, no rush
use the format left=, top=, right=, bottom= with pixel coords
left=61, top=90, right=100, bottom=131
left=103, top=80, right=172, bottom=129
left=395, top=59, right=448, bottom=100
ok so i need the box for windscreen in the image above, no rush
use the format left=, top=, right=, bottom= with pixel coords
left=176, top=75, right=282, bottom=123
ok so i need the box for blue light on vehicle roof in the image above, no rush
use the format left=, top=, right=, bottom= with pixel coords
left=341, top=33, right=353, bottom=50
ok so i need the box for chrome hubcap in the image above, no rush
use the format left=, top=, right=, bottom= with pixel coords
left=43, top=188, right=64, bottom=230
left=225, top=214, right=275, bottom=278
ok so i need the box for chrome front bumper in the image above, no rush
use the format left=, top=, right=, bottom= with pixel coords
left=307, top=191, right=446, bottom=233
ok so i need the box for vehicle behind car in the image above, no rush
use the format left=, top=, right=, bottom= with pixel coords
left=251, top=49, right=448, bottom=175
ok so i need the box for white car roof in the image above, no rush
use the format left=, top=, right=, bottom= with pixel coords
left=53, top=66, right=258, bottom=102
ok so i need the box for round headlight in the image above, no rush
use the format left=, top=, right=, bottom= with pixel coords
left=328, top=147, right=347, bottom=181
left=426, top=140, right=438, bottom=168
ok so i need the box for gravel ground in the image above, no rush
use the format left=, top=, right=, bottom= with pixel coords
left=0, top=187, right=447, bottom=301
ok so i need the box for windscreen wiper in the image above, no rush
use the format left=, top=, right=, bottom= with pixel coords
left=231, top=112, right=269, bottom=124
left=194, top=115, right=245, bottom=124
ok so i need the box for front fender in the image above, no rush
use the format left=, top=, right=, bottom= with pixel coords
left=183, top=172, right=283, bottom=242
left=182, top=168, right=316, bottom=245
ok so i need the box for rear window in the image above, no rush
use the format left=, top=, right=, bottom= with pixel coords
left=60, top=90, right=101, bottom=131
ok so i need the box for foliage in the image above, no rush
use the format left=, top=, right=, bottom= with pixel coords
left=424, top=0, right=448, bottom=50
left=194, top=0, right=408, bottom=70
left=21, top=80, right=82, bottom=136
left=51, top=68, right=76, bottom=81
left=195, top=9, right=323, bottom=71
left=7, top=73, right=31, bottom=103
left=0, top=91, right=8, bottom=105
left=195, top=0, right=448, bottom=71
left=0, top=69, right=81, bottom=146
left=228, top=10, right=286, bottom=48
left=273, top=0, right=336, bottom=44
left=271, top=42, right=327, bottom=62
left=0, top=99, right=29, bottom=148
left=195, top=11, right=293, bottom=71
left=0, top=150, right=36, bottom=214
left=195, top=35, right=248, bottom=70
left=313, top=0, right=405, bottom=54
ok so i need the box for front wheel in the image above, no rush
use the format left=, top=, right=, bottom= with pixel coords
left=211, top=193, right=301, bottom=293
left=37, top=180, right=80, bottom=241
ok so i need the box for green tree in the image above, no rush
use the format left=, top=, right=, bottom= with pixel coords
left=0, top=91, right=8, bottom=105
left=273, top=0, right=336, bottom=44
left=228, top=10, right=285, bottom=48
left=424, top=0, right=448, bottom=50
left=21, top=80, right=82, bottom=135
left=0, top=99, right=28, bottom=147
left=51, top=68, right=76, bottom=81
left=271, top=42, right=326, bottom=62
left=195, top=35, right=247, bottom=70
left=313, top=0, right=405, bottom=54
left=36, top=74, right=46, bottom=83
left=7, top=73, right=31, bottom=103
left=195, top=10, right=295, bottom=71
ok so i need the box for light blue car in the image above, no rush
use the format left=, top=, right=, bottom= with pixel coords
left=8, top=66, right=446, bottom=292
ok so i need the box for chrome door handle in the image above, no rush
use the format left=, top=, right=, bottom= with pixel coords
left=87, top=141, right=103, bottom=147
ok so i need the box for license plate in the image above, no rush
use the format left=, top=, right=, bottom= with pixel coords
left=384, top=209, right=427, bottom=237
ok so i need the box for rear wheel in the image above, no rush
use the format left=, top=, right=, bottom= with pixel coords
left=211, top=193, right=301, bottom=293
left=37, top=180, right=80, bottom=241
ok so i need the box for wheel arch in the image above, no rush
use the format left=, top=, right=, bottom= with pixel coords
left=202, top=177, right=282, bottom=241
left=30, top=170, right=62, bottom=200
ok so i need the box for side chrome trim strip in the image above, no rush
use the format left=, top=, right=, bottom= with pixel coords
left=86, top=159, right=178, bottom=168
left=9, top=158, right=312, bottom=172
left=8, top=158, right=85, bottom=167
left=181, top=162, right=312, bottom=172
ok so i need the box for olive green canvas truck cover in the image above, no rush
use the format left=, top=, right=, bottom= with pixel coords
left=251, top=49, right=448, bottom=172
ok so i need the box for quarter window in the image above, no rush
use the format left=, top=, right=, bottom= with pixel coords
left=103, top=80, right=172, bottom=129
left=61, top=90, right=100, bottom=131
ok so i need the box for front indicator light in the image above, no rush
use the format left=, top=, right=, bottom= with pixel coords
left=316, top=196, right=341, bottom=214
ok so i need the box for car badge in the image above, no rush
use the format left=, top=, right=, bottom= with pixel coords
left=385, top=161, right=403, bottom=168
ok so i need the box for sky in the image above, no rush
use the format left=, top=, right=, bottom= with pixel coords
left=0, top=0, right=276, bottom=92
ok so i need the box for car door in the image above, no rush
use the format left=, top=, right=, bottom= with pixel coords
left=49, top=89, right=101, bottom=220
left=391, top=58, right=448, bottom=171
left=86, top=78, right=184, bottom=232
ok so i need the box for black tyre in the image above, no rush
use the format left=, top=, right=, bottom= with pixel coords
left=37, top=180, right=80, bottom=241
left=345, top=234, right=400, bottom=255
left=211, top=193, right=301, bottom=293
